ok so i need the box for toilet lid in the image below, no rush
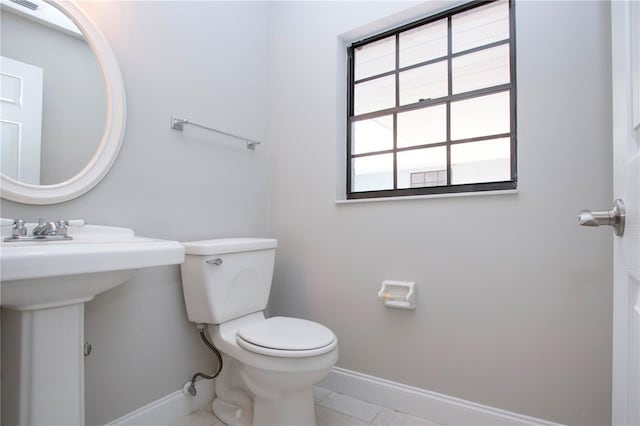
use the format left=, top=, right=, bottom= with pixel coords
left=237, top=317, right=336, bottom=357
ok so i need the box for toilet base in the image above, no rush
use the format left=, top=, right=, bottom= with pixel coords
left=212, top=389, right=316, bottom=426
left=211, top=356, right=254, bottom=426
left=212, top=397, right=253, bottom=426
left=253, top=388, right=315, bottom=426
left=211, top=351, right=334, bottom=426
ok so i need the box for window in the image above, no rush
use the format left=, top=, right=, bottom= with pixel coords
left=347, top=0, right=516, bottom=199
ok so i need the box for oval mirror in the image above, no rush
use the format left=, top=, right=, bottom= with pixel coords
left=0, top=0, right=126, bottom=205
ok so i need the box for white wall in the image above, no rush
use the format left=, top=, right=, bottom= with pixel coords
left=0, top=1, right=271, bottom=424
left=266, top=2, right=612, bottom=425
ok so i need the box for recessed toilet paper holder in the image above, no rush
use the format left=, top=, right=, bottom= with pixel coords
left=378, top=280, right=416, bottom=309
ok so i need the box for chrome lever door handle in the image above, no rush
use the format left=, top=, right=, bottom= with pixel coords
left=578, top=199, right=625, bottom=236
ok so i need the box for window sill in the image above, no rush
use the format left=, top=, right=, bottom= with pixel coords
left=335, top=189, right=518, bottom=204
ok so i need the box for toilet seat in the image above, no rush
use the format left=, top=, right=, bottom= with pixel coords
left=237, top=316, right=337, bottom=358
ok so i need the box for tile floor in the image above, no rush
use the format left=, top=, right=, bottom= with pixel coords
left=178, top=386, right=439, bottom=426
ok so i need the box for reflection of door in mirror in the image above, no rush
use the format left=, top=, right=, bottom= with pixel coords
left=1, top=56, right=43, bottom=184
left=0, top=2, right=106, bottom=186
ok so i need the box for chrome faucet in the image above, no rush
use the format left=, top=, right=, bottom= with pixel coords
left=32, top=219, right=48, bottom=236
left=4, top=219, right=73, bottom=242
left=32, top=220, right=67, bottom=237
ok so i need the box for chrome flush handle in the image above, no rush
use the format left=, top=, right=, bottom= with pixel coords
left=206, top=258, right=223, bottom=266
left=578, top=199, right=625, bottom=236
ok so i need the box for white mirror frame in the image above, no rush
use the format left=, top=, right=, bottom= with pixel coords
left=0, top=0, right=126, bottom=205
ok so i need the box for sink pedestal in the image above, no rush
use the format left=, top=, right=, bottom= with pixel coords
left=1, top=223, right=185, bottom=425
left=2, top=301, right=88, bottom=425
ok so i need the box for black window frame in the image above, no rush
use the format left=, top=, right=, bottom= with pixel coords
left=346, top=0, right=517, bottom=200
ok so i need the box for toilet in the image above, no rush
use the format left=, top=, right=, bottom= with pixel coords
left=180, top=238, right=338, bottom=426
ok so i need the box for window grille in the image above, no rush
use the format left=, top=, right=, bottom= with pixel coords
left=347, top=0, right=516, bottom=199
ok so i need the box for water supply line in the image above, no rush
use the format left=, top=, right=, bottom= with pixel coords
left=185, top=323, right=223, bottom=396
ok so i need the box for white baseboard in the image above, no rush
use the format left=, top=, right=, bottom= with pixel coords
left=319, top=367, right=564, bottom=426
left=105, top=380, right=214, bottom=426
left=104, top=367, right=563, bottom=426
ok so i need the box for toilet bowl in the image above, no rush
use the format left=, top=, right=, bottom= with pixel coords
left=180, top=238, right=338, bottom=426
left=210, top=312, right=338, bottom=426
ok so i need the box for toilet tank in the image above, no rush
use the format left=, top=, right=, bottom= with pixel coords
left=180, top=238, right=277, bottom=324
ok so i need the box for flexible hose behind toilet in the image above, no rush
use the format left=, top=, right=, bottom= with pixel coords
left=186, top=324, right=223, bottom=396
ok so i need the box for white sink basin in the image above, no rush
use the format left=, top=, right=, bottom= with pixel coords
left=0, top=223, right=185, bottom=310
left=0, top=222, right=185, bottom=425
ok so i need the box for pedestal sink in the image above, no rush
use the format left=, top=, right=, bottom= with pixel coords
left=0, top=222, right=185, bottom=425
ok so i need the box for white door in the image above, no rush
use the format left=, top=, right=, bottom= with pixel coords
left=0, top=56, right=43, bottom=184
left=611, top=1, right=640, bottom=424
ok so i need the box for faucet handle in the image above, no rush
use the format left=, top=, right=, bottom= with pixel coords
left=12, top=219, right=27, bottom=237
left=57, top=220, right=68, bottom=236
